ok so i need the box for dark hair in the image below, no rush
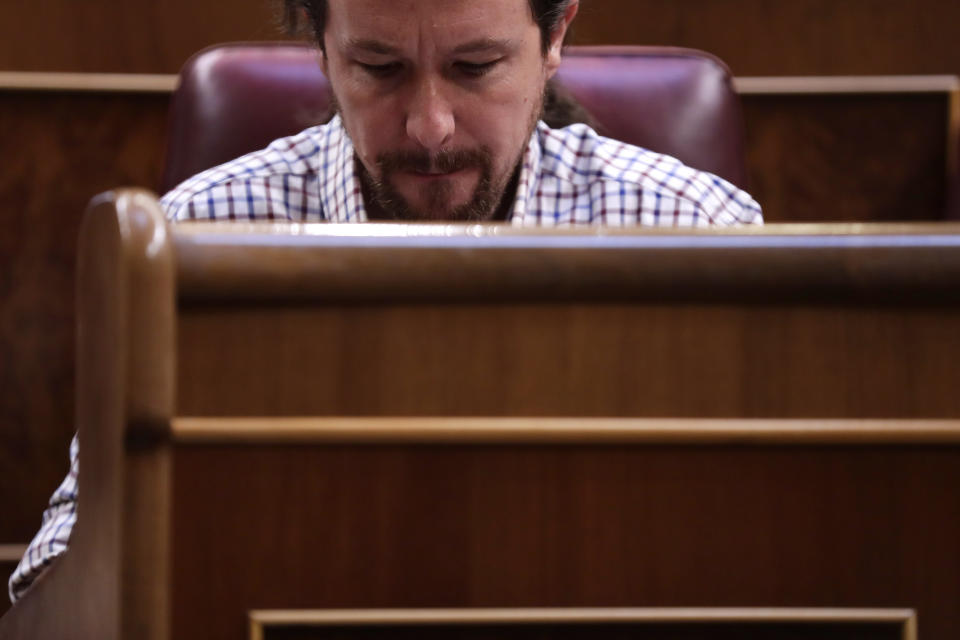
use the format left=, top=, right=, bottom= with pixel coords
left=283, top=0, right=575, bottom=54
left=281, top=0, right=600, bottom=130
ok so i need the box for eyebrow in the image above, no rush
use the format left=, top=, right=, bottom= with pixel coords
left=343, top=37, right=516, bottom=57
left=450, top=38, right=516, bottom=55
left=344, top=39, right=402, bottom=56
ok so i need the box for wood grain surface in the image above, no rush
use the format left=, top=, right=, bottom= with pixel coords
left=744, top=92, right=952, bottom=222
left=170, top=222, right=960, bottom=302
left=7, top=203, right=959, bottom=638
left=0, top=0, right=289, bottom=74
left=177, top=302, right=960, bottom=419
left=172, top=442, right=959, bottom=640
left=0, top=191, right=176, bottom=640
left=1, top=0, right=959, bottom=634
left=167, top=227, right=960, bottom=638
left=0, top=562, right=13, bottom=618
left=0, top=92, right=167, bottom=545
left=3, top=0, right=960, bottom=77
left=1, top=74, right=952, bottom=614
left=573, top=0, right=960, bottom=77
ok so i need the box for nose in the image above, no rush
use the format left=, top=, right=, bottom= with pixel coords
left=405, top=77, right=455, bottom=152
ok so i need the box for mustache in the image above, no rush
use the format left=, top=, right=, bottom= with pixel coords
left=376, top=148, right=490, bottom=175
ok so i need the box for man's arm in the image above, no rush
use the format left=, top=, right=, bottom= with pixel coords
left=7, top=435, right=79, bottom=604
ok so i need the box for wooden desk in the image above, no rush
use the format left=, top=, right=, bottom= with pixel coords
left=1, top=190, right=958, bottom=639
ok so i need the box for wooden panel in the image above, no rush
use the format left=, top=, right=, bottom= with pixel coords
left=0, top=78, right=951, bottom=631
left=0, top=77, right=955, bottom=560
left=0, top=91, right=168, bottom=545
left=2, top=78, right=954, bottom=227
left=3, top=1, right=960, bottom=77
left=0, top=562, right=14, bottom=618
left=0, top=0, right=290, bottom=74
left=743, top=92, right=952, bottom=222
left=177, top=303, right=960, bottom=419
left=9, top=204, right=960, bottom=639
left=0, top=547, right=27, bottom=616
left=574, top=0, right=960, bottom=77
left=171, top=442, right=960, bottom=640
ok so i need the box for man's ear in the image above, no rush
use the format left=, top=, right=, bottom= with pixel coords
left=545, top=0, right=579, bottom=78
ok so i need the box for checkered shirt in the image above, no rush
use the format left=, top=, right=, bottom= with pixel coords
left=10, top=116, right=762, bottom=604
left=9, top=434, right=78, bottom=602
left=160, top=115, right=762, bottom=225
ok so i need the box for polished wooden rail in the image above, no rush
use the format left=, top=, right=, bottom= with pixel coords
left=171, top=221, right=960, bottom=302
left=173, top=417, right=960, bottom=445
left=0, top=72, right=178, bottom=93
left=2, top=71, right=954, bottom=96
left=0, top=546, right=27, bottom=564
left=249, top=607, right=917, bottom=640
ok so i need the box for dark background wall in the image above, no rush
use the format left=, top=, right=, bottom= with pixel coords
left=2, top=0, right=959, bottom=614
left=3, top=0, right=960, bottom=75
left=573, top=0, right=960, bottom=76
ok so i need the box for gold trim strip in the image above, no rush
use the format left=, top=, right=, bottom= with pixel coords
left=904, top=614, right=919, bottom=640
left=249, top=607, right=917, bottom=640
left=173, top=417, right=960, bottom=446
left=1, top=71, right=954, bottom=97
left=0, top=544, right=27, bottom=563
left=736, top=75, right=960, bottom=95
left=0, top=71, right=178, bottom=93
left=947, top=84, right=960, bottom=180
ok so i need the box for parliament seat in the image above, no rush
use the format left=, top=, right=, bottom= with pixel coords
left=160, top=43, right=749, bottom=193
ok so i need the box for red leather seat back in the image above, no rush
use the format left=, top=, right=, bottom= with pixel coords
left=556, top=46, right=747, bottom=188
left=160, top=43, right=748, bottom=193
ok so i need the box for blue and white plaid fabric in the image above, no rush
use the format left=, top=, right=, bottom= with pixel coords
left=10, top=116, right=762, bottom=604
left=9, top=434, right=78, bottom=602
left=160, top=115, right=762, bottom=226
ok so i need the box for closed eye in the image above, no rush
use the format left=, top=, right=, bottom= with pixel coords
left=358, top=61, right=403, bottom=78
left=456, top=60, right=500, bottom=78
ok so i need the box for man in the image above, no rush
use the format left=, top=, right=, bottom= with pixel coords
left=10, top=0, right=761, bottom=604
left=160, top=0, right=761, bottom=225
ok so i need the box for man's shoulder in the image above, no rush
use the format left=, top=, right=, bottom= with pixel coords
left=159, top=124, right=331, bottom=222
left=534, top=123, right=763, bottom=226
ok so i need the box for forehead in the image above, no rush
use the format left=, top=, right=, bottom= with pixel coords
left=325, top=0, right=536, bottom=50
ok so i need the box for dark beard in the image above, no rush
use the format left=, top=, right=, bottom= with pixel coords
left=358, top=146, right=500, bottom=222
left=335, top=83, right=545, bottom=222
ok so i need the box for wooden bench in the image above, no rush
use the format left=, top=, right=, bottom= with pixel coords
left=2, top=189, right=959, bottom=639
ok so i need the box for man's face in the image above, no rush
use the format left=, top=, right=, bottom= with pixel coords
left=321, top=0, right=570, bottom=221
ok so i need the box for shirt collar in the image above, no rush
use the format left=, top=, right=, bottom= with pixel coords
left=509, top=121, right=546, bottom=225
left=317, top=115, right=545, bottom=224
left=317, top=115, right=367, bottom=223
